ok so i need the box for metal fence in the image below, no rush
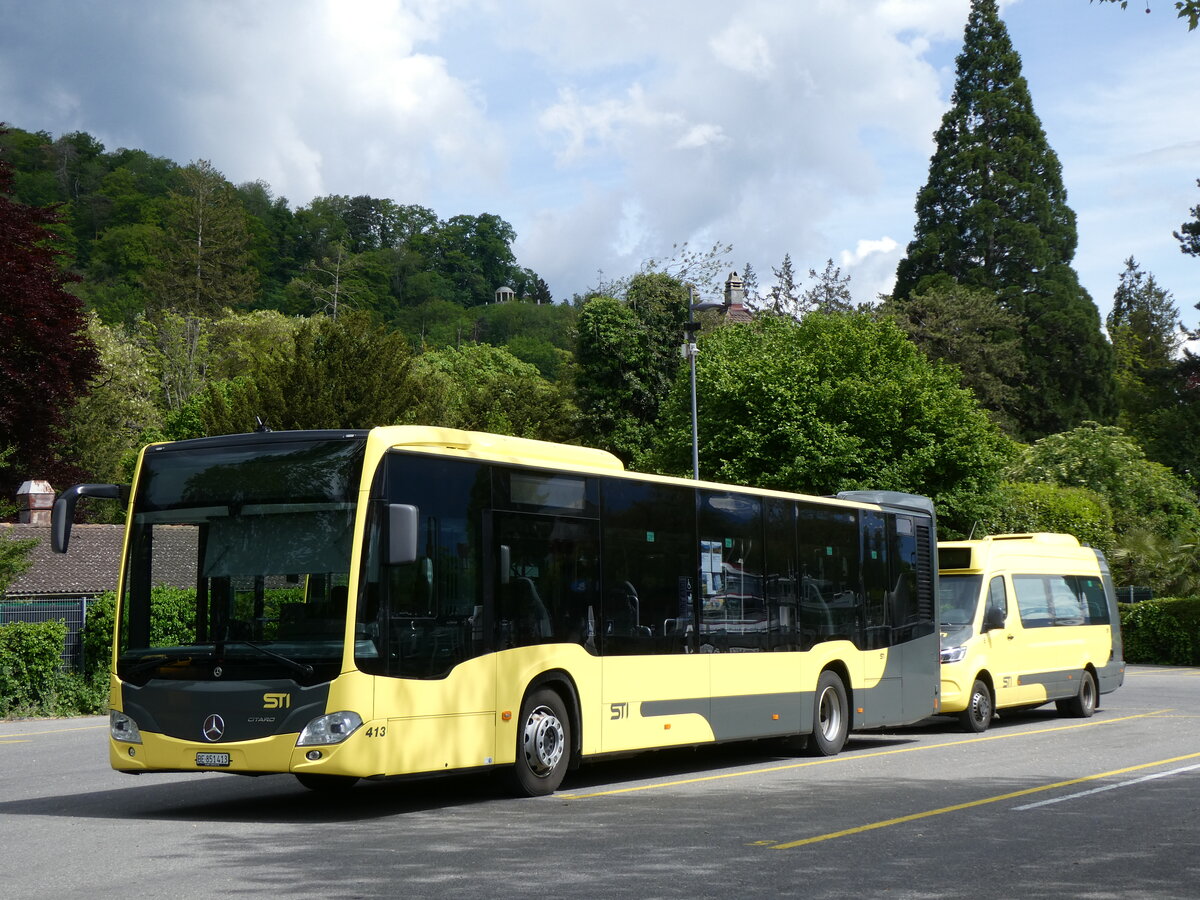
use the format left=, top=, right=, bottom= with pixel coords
left=0, top=598, right=90, bottom=670
left=1116, top=586, right=1153, bottom=604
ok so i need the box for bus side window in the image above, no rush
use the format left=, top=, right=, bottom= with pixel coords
left=1013, top=575, right=1054, bottom=628
left=600, top=479, right=694, bottom=656
left=1073, top=576, right=1110, bottom=625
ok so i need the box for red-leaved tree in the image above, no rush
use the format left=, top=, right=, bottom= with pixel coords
left=0, top=127, right=98, bottom=505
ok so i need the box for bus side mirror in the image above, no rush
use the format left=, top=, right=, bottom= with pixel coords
left=387, top=504, right=418, bottom=565
left=52, top=483, right=127, bottom=553
left=983, top=606, right=1006, bottom=632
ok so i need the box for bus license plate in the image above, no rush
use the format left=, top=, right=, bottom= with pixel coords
left=196, top=752, right=231, bottom=767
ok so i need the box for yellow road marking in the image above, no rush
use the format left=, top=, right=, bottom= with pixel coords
left=770, top=749, right=1200, bottom=849
left=559, top=709, right=1171, bottom=800
left=1124, top=668, right=1200, bottom=677
left=0, top=724, right=107, bottom=740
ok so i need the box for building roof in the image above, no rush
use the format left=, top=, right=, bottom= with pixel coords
left=1, top=523, right=198, bottom=598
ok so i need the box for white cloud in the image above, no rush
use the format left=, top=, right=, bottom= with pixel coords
left=1, top=0, right=1193, bottom=320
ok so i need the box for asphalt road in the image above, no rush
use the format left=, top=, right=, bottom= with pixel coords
left=1, top=665, right=1198, bottom=899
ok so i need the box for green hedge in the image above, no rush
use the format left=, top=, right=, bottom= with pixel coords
left=0, top=620, right=68, bottom=716
left=1119, top=597, right=1200, bottom=666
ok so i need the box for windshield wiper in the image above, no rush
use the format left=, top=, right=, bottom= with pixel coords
left=224, top=640, right=315, bottom=677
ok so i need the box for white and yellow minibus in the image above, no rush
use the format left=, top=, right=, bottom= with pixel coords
left=52, top=426, right=941, bottom=794
left=937, top=533, right=1124, bottom=733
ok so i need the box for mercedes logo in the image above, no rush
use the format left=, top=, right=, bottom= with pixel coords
left=202, top=714, right=225, bottom=742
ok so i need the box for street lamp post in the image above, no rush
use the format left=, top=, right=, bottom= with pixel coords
left=683, top=288, right=723, bottom=481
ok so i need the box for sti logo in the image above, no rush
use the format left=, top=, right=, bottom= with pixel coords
left=263, top=693, right=292, bottom=709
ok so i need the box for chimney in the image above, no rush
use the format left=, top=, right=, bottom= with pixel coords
left=17, top=480, right=55, bottom=525
left=724, top=271, right=745, bottom=309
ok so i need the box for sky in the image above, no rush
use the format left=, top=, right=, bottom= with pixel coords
left=2, top=0, right=1198, bottom=331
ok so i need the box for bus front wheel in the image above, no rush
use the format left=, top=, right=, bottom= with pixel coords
left=807, top=670, right=848, bottom=757
left=960, top=680, right=993, bottom=733
left=1057, top=670, right=1097, bottom=718
left=510, top=688, right=571, bottom=796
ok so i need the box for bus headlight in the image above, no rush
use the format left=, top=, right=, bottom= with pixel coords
left=110, top=709, right=143, bottom=744
left=940, top=645, right=968, bottom=664
left=297, top=711, right=363, bottom=746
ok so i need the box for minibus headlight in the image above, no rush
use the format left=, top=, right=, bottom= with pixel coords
left=110, top=709, right=143, bottom=744
left=940, top=646, right=968, bottom=664
left=297, top=711, right=363, bottom=746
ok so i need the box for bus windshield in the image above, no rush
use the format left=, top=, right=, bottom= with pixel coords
left=938, top=574, right=982, bottom=628
left=117, top=434, right=367, bottom=685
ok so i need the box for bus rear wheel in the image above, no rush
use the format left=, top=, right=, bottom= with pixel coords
left=807, top=670, right=848, bottom=757
left=960, top=680, right=993, bottom=733
left=1057, top=670, right=1097, bottom=718
left=510, top=688, right=571, bottom=797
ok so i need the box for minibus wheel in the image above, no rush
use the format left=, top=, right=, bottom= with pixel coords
left=960, top=680, right=993, bottom=733
left=510, top=688, right=571, bottom=796
left=1057, top=670, right=1097, bottom=718
left=807, top=670, right=848, bottom=756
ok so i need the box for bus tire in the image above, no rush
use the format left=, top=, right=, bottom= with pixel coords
left=295, top=773, right=359, bottom=792
left=510, top=688, right=571, bottom=796
left=807, top=670, right=848, bottom=757
left=1057, top=669, right=1097, bottom=718
left=959, top=679, right=993, bottom=733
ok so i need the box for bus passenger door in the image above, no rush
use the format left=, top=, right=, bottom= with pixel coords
left=985, top=575, right=1040, bottom=707
left=491, top=512, right=601, bottom=656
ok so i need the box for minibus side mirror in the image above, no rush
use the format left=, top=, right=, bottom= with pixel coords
left=983, top=606, right=1006, bottom=632
left=387, top=504, right=418, bottom=565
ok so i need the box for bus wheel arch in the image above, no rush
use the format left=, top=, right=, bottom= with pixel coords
left=960, top=675, right=994, bottom=733
left=807, top=666, right=850, bottom=757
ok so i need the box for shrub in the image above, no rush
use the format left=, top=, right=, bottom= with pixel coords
left=1119, top=597, right=1200, bottom=666
left=82, top=592, right=117, bottom=676
left=0, top=620, right=67, bottom=716
left=976, top=481, right=1115, bottom=551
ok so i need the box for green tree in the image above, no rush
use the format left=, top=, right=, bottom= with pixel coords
left=893, top=0, right=1115, bottom=439
left=575, top=273, right=690, bottom=462
left=758, top=253, right=802, bottom=318
left=977, top=481, right=1115, bottom=551
left=645, top=312, right=1017, bottom=534
left=1178, top=179, right=1200, bottom=258
left=193, top=312, right=417, bottom=434
left=574, top=295, right=657, bottom=461
left=411, top=343, right=578, bottom=441
left=145, top=159, right=257, bottom=314
left=61, top=315, right=162, bottom=486
left=1009, top=421, right=1200, bottom=539
left=1107, top=258, right=1184, bottom=450
left=881, top=278, right=1026, bottom=432
left=802, top=259, right=854, bottom=313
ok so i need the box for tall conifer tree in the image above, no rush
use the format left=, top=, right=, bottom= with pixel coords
left=893, top=0, right=1115, bottom=439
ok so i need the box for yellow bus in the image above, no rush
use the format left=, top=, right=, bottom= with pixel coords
left=937, top=533, right=1124, bottom=733
left=53, top=426, right=940, bottom=795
